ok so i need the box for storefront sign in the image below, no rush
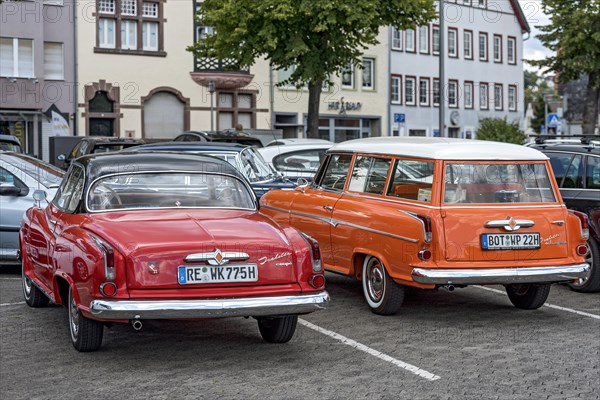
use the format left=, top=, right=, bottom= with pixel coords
left=51, top=111, right=70, bottom=136
left=327, top=97, right=362, bottom=114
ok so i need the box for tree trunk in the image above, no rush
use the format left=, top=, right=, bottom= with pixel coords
left=306, top=80, right=323, bottom=138
left=581, top=71, right=599, bottom=136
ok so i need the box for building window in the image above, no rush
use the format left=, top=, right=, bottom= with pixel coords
left=494, top=83, right=503, bottom=110
left=391, top=75, right=402, bottom=104
left=464, top=30, right=473, bottom=60
left=479, top=32, right=488, bottom=61
left=43, top=42, right=64, bottom=80
left=448, top=28, right=458, bottom=58
left=392, top=28, right=402, bottom=50
left=480, top=83, right=489, bottom=110
left=342, top=63, right=354, bottom=89
left=0, top=37, right=34, bottom=78
left=478, top=0, right=486, bottom=7
left=405, top=29, right=415, bottom=52
left=419, top=26, right=429, bottom=54
left=493, top=34, right=502, bottom=63
left=433, top=79, right=440, bottom=107
left=432, top=26, right=440, bottom=55
left=507, top=36, right=516, bottom=64
left=362, top=58, right=374, bottom=90
left=419, top=78, right=430, bottom=106
left=96, top=0, right=164, bottom=54
left=405, top=76, right=416, bottom=105
left=463, top=0, right=471, bottom=5
left=217, top=91, right=257, bottom=130
left=464, top=81, right=473, bottom=109
left=508, top=84, right=517, bottom=111
left=448, top=80, right=458, bottom=108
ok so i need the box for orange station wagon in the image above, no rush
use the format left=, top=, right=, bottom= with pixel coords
left=260, top=137, right=591, bottom=315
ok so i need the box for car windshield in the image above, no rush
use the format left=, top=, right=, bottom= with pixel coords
left=93, top=144, right=139, bottom=153
left=0, top=141, right=21, bottom=152
left=1, top=153, right=64, bottom=188
left=238, top=148, right=275, bottom=182
left=88, top=172, right=255, bottom=211
left=444, top=162, right=557, bottom=204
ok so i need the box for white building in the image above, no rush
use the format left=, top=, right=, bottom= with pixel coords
left=389, top=0, right=529, bottom=138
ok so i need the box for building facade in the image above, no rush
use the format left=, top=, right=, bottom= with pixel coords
left=0, top=0, right=75, bottom=159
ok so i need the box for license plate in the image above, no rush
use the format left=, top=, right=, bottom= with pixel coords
left=481, top=233, right=541, bottom=250
left=178, top=264, right=258, bottom=285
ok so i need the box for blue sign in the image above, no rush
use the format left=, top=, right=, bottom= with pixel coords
left=394, top=113, right=406, bottom=123
left=547, top=113, right=561, bottom=128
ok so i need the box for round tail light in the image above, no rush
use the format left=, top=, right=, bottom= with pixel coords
left=418, top=249, right=432, bottom=261
left=309, top=274, right=325, bottom=289
left=576, top=244, right=588, bottom=256
left=100, top=282, right=117, bottom=297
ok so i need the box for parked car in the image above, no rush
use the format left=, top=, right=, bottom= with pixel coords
left=130, top=142, right=296, bottom=199
left=265, top=138, right=333, bottom=147
left=0, top=135, right=23, bottom=153
left=174, top=131, right=263, bottom=147
left=57, top=136, right=146, bottom=169
left=526, top=135, right=600, bottom=292
left=21, top=152, right=329, bottom=351
left=259, top=142, right=333, bottom=181
left=261, top=137, right=590, bottom=315
left=0, top=152, right=64, bottom=265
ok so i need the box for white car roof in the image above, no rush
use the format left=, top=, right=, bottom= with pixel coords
left=330, top=137, right=548, bottom=161
left=258, top=143, right=334, bottom=161
left=265, top=138, right=333, bottom=146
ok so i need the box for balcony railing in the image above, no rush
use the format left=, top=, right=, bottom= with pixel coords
left=194, top=57, right=250, bottom=73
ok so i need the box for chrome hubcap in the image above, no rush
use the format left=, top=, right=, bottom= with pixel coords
left=22, top=269, right=32, bottom=298
left=366, top=259, right=385, bottom=302
left=69, top=295, right=80, bottom=341
left=573, top=245, right=593, bottom=286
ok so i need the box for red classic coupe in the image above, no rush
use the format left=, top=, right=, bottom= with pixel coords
left=21, top=152, right=328, bottom=351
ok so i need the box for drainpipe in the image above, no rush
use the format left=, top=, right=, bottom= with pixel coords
left=387, top=26, right=392, bottom=137
left=439, top=0, right=445, bottom=138
left=73, top=0, right=78, bottom=136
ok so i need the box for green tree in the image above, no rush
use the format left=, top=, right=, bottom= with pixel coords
left=189, top=0, right=436, bottom=137
left=476, top=118, right=526, bottom=144
left=523, top=70, right=540, bottom=107
left=530, top=0, right=600, bottom=135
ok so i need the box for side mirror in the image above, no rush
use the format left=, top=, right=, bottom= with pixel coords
left=32, top=189, right=48, bottom=207
left=296, top=178, right=309, bottom=187
left=57, top=154, right=66, bottom=161
left=0, top=185, right=21, bottom=196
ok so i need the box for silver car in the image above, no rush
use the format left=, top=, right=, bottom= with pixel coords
left=0, top=152, right=64, bottom=265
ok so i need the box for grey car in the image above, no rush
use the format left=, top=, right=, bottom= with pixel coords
left=0, top=152, right=64, bottom=265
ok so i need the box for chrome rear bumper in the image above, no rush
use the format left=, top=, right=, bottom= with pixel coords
left=411, top=263, right=590, bottom=285
left=89, top=291, right=329, bottom=320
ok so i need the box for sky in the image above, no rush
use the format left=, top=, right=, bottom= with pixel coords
left=517, top=0, right=554, bottom=69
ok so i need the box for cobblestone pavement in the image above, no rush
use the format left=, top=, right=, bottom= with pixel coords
left=1, top=266, right=599, bottom=400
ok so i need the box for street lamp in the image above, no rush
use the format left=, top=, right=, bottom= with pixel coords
left=208, top=80, right=215, bottom=132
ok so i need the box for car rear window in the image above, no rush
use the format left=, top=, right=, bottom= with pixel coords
left=443, top=162, right=557, bottom=204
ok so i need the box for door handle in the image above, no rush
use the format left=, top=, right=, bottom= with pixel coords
left=322, top=205, right=333, bottom=211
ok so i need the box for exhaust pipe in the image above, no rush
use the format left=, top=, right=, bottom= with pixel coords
left=130, top=318, right=143, bottom=331
left=441, top=285, right=455, bottom=292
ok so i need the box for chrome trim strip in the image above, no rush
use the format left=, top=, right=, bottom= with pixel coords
left=485, top=218, right=535, bottom=231
left=342, top=191, right=439, bottom=209
left=185, top=251, right=250, bottom=263
left=443, top=204, right=566, bottom=209
left=411, top=263, right=590, bottom=285
left=398, top=210, right=431, bottom=243
left=262, top=205, right=419, bottom=243
left=89, top=291, right=330, bottom=319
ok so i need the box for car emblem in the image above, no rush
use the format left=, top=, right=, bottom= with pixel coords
left=147, top=262, right=160, bottom=275
left=485, top=216, right=535, bottom=232
left=184, top=249, right=250, bottom=266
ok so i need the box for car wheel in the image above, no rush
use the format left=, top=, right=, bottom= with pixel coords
left=362, top=256, right=404, bottom=315
left=68, top=288, right=103, bottom=352
left=22, top=263, right=49, bottom=308
left=568, top=237, right=600, bottom=293
left=504, top=283, right=550, bottom=310
left=257, top=315, right=298, bottom=343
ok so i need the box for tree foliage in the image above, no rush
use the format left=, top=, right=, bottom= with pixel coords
left=189, top=0, right=436, bottom=137
left=529, top=0, right=600, bottom=135
left=476, top=118, right=526, bottom=144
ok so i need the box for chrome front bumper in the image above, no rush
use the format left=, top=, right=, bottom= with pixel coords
left=89, top=291, right=330, bottom=320
left=411, top=263, right=590, bottom=285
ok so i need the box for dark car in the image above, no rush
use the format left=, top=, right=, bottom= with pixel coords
left=57, top=136, right=146, bottom=169
left=0, top=135, right=23, bottom=153
left=174, top=131, right=263, bottom=147
left=527, top=135, right=600, bottom=292
left=129, top=142, right=296, bottom=199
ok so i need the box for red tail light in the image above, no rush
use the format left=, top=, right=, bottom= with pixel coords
left=309, top=274, right=325, bottom=289
left=301, top=233, right=323, bottom=272
left=576, top=244, right=588, bottom=256
left=100, top=282, right=117, bottom=297
left=91, top=235, right=117, bottom=280
left=418, top=249, right=432, bottom=261
left=416, top=214, right=432, bottom=243
left=569, top=210, right=589, bottom=240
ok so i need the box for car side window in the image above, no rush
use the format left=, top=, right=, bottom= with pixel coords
left=348, top=156, right=391, bottom=195
left=387, top=159, right=435, bottom=202
left=0, top=166, right=16, bottom=186
left=587, top=155, right=600, bottom=189
left=317, top=154, right=353, bottom=191
left=547, top=153, right=573, bottom=187
left=563, top=154, right=583, bottom=188
left=53, top=165, right=84, bottom=212
left=273, top=149, right=326, bottom=173
left=69, top=142, right=81, bottom=159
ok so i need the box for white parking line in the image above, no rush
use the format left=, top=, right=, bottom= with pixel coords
left=298, top=318, right=441, bottom=381
left=0, top=301, right=25, bottom=307
left=0, top=278, right=21, bottom=280
left=474, top=285, right=600, bottom=320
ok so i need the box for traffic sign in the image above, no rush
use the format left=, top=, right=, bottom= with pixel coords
left=394, top=113, right=406, bottom=123
left=547, top=113, right=561, bottom=128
